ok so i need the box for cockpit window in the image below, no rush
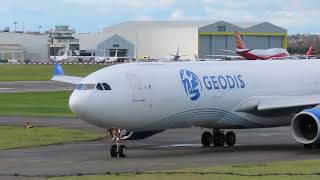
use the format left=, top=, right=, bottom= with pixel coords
left=82, top=84, right=96, bottom=90
left=96, top=83, right=104, bottom=91
left=76, top=84, right=84, bottom=90
left=76, top=83, right=110, bottom=91
left=102, top=83, right=112, bottom=90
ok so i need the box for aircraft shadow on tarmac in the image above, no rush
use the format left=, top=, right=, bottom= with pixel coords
left=121, top=143, right=320, bottom=159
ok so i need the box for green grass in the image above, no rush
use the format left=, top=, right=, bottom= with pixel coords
left=47, top=160, right=320, bottom=180
left=0, top=64, right=105, bottom=81
left=0, top=91, right=73, bottom=117
left=0, top=126, right=104, bottom=150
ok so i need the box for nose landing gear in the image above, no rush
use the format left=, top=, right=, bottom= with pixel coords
left=109, top=129, right=127, bottom=158
left=201, top=130, right=236, bottom=147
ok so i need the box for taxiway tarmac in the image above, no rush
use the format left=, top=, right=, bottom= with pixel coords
left=0, top=81, right=74, bottom=93
left=0, top=116, right=320, bottom=179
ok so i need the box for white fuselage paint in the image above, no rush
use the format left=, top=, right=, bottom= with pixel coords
left=69, top=60, right=320, bottom=131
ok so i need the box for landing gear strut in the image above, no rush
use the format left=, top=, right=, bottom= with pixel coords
left=201, top=130, right=236, bottom=147
left=109, top=129, right=127, bottom=158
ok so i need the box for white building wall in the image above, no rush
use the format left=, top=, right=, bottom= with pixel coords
left=77, top=27, right=199, bottom=59
left=119, top=28, right=199, bottom=59
left=0, top=33, right=49, bottom=62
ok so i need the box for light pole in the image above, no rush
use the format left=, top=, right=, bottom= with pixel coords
left=38, top=26, right=42, bottom=33
left=13, top=22, right=18, bottom=32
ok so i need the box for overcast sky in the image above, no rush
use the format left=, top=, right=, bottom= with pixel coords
left=0, top=0, right=318, bottom=34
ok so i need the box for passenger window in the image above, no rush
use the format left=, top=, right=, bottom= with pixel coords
left=102, top=83, right=111, bottom=90
left=96, top=83, right=104, bottom=91
left=82, top=84, right=96, bottom=90
left=76, top=84, right=84, bottom=90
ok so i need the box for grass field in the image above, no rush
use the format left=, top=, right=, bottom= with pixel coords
left=0, top=91, right=73, bottom=117
left=48, top=160, right=320, bottom=180
left=0, top=64, right=105, bottom=81
left=0, top=126, right=104, bottom=150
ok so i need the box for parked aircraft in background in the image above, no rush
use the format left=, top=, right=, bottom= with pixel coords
left=90, top=51, right=107, bottom=63
left=204, top=54, right=244, bottom=61
left=104, top=49, right=120, bottom=63
left=51, top=49, right=133, bottom=63
left=52, top=59, right=320, bottom=158
left=95, top=49, right=134, bottom=63
left=169, top=45, right=192, bottom=61
left=50, top=49, right=69, bottom=62
left=221, top=32, right=290, bottom=60
left=158, top=45, right=195, bottom=62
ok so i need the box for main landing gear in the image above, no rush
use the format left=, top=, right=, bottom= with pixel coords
left=109, top=129, right=127, bottom=158
left=201, top=130, right=236, bottom=147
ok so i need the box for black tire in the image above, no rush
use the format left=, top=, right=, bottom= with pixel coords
left=226, top=131, right=236, bottom=146
left=213, top=131, right=225, bottom=147
left=201, top=132, right=213, bottom=147
left=119, top=145, right=127, bottom=157
left=110, top=145, right=118, bottom=157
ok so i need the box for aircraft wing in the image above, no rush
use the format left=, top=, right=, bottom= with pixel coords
left=118, top=56, right=135, bottom=59
left=51, top=76, right=83, bottom=84
left=205, top=55, right=242, bottom=58
left=220, top=49, right=237, bottom=53
left=234, top=95, right=320, bottom=113
left=51, top=63, right=83, bottom=85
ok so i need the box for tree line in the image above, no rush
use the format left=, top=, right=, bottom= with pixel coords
left=288, top=34, right=320, bottom=55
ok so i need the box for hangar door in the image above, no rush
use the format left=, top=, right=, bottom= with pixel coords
left=199, top=35, right=232, bottom=58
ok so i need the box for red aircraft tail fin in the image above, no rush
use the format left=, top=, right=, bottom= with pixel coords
left=235, top=31, right=246, bottom=49
left=306, top=46, right=313, bottom=58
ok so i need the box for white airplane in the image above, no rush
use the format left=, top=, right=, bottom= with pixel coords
left=168, top=45, right=191, bottom=61
left=50, top=48, right=69, bottom=62
left=85, top=50, right=119, bottom=64
left=158, top=45, right=192, bottom=62
left=68, top=50, right=110, bottom=64
left=52, top=60, right=320, bottom=158
left=105, top=49, right=120, bottom=63
left=93, top=49, right=133, bottom=63
left=92, top=51, right=108, bottom=64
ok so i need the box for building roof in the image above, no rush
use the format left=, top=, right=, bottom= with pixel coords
left=103, top=20, right=269, bottom=33
left=78, top=20, right=286, bottom=51
left=75, top=33, right=112, bottom=50
left=0, top=32, right=48, bottom=45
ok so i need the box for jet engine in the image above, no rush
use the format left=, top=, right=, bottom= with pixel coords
left=291, top=109, right=320, bottom=145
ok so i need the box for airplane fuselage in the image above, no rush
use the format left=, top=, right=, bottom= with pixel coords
left=236, top=48, right=290, bottom=60
left=69, top=60, right=319, bottom=131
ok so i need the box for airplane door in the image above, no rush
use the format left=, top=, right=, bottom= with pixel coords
left=127, top=74, right=145, bottom=102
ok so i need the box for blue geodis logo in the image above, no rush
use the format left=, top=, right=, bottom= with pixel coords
left=180, top=69, right=202, bottom=101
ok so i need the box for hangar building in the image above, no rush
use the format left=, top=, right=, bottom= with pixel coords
left=76, top=21, right=287, bottom=59
left=0, top=32, right=49, bottom=63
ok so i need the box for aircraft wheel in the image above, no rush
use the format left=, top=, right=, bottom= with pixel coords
left=226, top=131, right=236, bottom=146
left=110, top=144, right=118, bottom=157
left=213, top=131, right=225, bottom=147
left=119, top=145, right=127, bottom=157
left=201, top=131, right=213, bottom=147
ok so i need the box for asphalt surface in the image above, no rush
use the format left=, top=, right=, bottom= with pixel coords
left=0, top=81, right=75, bottom=93
left=1, top=116, right=320, bottom=179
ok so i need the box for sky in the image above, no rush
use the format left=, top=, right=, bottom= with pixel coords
left=0, top=0, right=319, bottom=34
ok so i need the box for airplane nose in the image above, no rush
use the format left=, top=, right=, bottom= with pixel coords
left=69, top=91, right=78, bottom=114
left=69, top=91, right=88, bottom=115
